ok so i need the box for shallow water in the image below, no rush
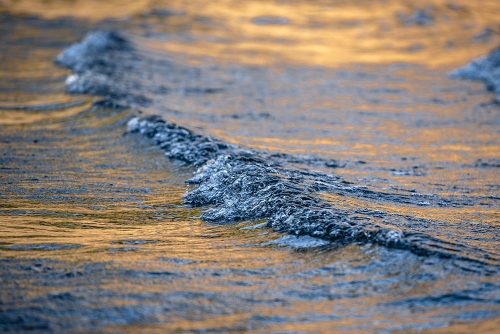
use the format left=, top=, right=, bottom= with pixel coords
left=1, top=1, right=500, bottom=332
left=2, top=104, right=500, bottom=333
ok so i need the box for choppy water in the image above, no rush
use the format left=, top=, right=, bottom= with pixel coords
left=1, top=1, right=500, bottom=332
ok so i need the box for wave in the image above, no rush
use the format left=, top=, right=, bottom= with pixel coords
left=56, top=31, right=500, bottom=271
left=449, top=47, right=500, bottom=102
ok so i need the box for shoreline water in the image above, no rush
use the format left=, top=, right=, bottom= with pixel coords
left=54, top=31, right=500, bottom=271
left=1, top=4, right=500, bottom=331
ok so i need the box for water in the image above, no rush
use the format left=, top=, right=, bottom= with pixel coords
left=1, top=1, right=500, bottom=332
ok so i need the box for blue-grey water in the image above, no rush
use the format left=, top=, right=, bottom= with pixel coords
left=1, top=1, right=500, bottom=332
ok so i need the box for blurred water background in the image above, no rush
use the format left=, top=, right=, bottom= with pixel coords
left=0, top=1, right=499, bottom=332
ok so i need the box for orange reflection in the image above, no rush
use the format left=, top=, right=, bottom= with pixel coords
left=136, top=0, right=500, bottom=68
left=2, top=0, right=499, bottom=67
left=1, top=1, right=500, bottom=332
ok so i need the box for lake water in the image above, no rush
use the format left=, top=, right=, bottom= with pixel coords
left=1, top=1, right=499, bottom=332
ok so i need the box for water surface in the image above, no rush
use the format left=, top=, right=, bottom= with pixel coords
left=1, top=1, right=500, bottom=332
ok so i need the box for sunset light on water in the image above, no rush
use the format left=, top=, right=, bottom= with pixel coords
left=1, top=1, right=499, bottom=332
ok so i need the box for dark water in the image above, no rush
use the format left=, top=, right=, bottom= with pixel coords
left=1, top=1, right=500, bottom=332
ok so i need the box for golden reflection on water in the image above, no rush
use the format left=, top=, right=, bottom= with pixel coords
left=0, top=23, right=94, bottom=123
left=137, top=1, right=499, bottom=68
left=2, top=0, right=499, bottom=174
left=0, top=0, right=152, bottom=21
left=2, top=0, right=500, bottom=67
left=1, top=2, right=500, bottom=331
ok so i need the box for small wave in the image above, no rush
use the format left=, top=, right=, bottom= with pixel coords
left=55, top=31, right=500, bottom=271
left=128, top=115, right=500, bottom=270
left=449, top=47, right=500, bottom=102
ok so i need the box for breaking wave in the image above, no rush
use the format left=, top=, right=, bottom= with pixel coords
left=56, top=31, right=500, bottom=271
